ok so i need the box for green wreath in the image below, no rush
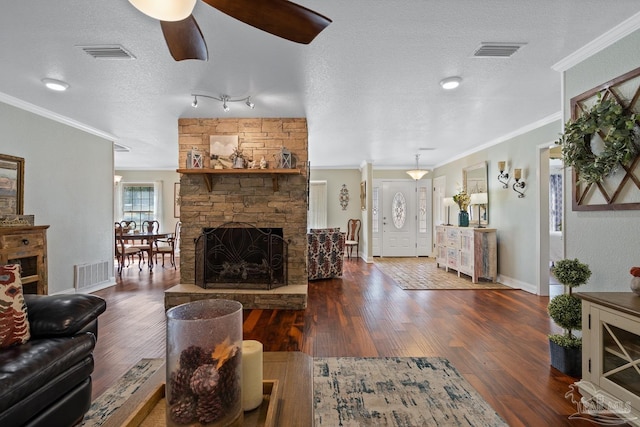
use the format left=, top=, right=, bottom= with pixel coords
left=556, top=95, right=639, bottom=184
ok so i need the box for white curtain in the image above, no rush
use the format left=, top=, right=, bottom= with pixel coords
left=154, top=180, right=163, bottom=225
left=308, top=181, right=327, bottom=230
left=114, top=182, right=123, bottom=222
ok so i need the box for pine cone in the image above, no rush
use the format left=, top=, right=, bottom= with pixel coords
left=196, top=394, right=224, bottom=424
left=190, top=364, right=220, bottom=396
left=180, top=345, right=209, bottom=370
left=169, top=367, right=194, bottom=405
left=217, top=351, right=241, bottom=408
left=169, top=395, right=197, bottom=425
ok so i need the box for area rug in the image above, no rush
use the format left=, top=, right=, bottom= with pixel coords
left=314, top=357, right=508, bottom=427
left=81, top=358, right=164, bottom=427
left=374, top=257, right=514, bottom=290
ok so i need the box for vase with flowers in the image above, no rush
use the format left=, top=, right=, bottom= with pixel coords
left=453, top=190, right=471, bottom=227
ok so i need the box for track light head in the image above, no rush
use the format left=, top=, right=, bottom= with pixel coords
left=191, top=96, right=198, bottom=108
left=246, top=97, right=255, bottom=109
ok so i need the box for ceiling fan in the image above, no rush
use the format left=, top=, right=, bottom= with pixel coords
left=128, top=0, right=332, bottom=61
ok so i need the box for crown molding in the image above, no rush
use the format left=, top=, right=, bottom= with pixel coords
left=552, top=11, right=640, bottom=72
left=0, top=91, right=117, bottom=142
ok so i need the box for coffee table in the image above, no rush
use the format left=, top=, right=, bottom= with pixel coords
left=100, top=352, right=313, bottom=426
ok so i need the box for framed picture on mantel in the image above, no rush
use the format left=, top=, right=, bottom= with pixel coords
left=0, top=154, right=24, bottom=215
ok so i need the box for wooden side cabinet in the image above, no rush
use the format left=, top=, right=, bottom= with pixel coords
left=577, top=292, right=640, bottom=425
left=435, top=225, right=497, bottom=283
left=0, top=225, right=49, bottom=294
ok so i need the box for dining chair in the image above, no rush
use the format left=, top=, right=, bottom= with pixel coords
left=345, top=219, right=361, bottom=259
left=155, top=221, right=181, bottom=269
left=114, top=223, right=142, bottom=276
left=131, top=220, right=160, bottom=264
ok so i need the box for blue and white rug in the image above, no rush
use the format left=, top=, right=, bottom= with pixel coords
left=314, top=357, right=508, bottom=427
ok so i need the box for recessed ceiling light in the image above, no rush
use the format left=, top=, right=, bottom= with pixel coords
left=42, top=78, right=69, bottom=92
left=440, top=76, right=462, bottom=90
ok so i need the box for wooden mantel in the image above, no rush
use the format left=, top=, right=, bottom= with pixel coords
left=176, top=168, right=304, bottom=192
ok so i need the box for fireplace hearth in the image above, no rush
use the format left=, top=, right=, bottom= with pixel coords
left=195, top=222, right=288, bottom=290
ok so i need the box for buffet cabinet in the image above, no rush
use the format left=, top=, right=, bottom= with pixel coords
left=577, top=292, right=640, bottom=425
left=435, top=225, right=497, bottom=283
left=0, top=225, right=49, bottom=294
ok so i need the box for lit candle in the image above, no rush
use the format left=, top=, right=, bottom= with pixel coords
left=498, top=161, right=505, bottom=172
left=242, top=340, right=263, bottom=411
left=514, top=169, right=522, bottom=180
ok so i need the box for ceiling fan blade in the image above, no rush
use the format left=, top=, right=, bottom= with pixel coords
left=160, top=15, right=208, bottom=61
left=202, top=0, right=331, bottom=44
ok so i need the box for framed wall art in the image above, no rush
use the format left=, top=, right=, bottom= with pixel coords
left=209, top=135, right=239, bottom=169
left=0, top=154, right=24, bottom=215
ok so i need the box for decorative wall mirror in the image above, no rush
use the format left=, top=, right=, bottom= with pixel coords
left=463, top=161, right=488, bottom=226
left=0, top=154, right=25, bottom=215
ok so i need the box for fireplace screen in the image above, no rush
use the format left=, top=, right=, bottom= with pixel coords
left=195, top=223, right=287, bottom=290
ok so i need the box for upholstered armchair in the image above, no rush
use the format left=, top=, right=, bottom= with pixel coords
left=307, top=228, right=345, bottom=280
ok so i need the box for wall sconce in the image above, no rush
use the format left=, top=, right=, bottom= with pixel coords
left=191, top=94, right=255, bottom=112
left=469, top=192, right=488, bottom=228
left=512, top=169, right=525, bottom=198
left=442, top=197, right=455, bottom=226
left=497, top=161, right=509, bottom=188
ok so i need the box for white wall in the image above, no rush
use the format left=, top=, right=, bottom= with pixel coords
left=0, top=101, right=114, bottom=294
left=563, top=28, right=640, bottom=292
left=309, top=169, right=363, bottom=230
left=432, top=120, right=561, bottom=292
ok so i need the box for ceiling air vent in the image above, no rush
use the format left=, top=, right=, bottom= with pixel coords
left=473, top=42, right=526, bottom=58
left=114, top=143, right=131, bottom=152
left=78, top=45, right=136, bottom=60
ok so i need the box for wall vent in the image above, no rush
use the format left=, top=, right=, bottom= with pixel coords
left=473, top=42, right=526, bottom=58
left=78, top=45, right=136, bottom=60
left=74, top=261, right=110, bottom=290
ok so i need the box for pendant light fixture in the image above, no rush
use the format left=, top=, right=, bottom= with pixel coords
left=406, top=154, right=429, bottom=180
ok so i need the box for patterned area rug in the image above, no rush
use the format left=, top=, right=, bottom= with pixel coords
left=81, top=358, right=164, bottom=427
left=374, top=257, right=514, bottom=290
left=314, top=357, right=508, bottom=427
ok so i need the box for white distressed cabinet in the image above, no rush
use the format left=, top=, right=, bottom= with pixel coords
left=435, top=225, right=497, bottom=283
left=577, top=292, right=640, bottom=425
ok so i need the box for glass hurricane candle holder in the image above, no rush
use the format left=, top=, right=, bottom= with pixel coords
left=166, top=299, right=243, bottom=427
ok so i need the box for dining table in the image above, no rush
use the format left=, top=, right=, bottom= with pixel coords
left=123, top=231, right=173, bottom=272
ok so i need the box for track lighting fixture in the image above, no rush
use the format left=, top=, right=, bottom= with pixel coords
left=190, top=94, right=256, bottom=112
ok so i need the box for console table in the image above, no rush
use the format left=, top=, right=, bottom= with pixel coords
left=435, top=225, right=497, bottom=283
left=101, top=351, right=313, bottom=427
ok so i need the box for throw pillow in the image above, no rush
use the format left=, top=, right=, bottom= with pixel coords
left=0, top=264, right=30, bottom=347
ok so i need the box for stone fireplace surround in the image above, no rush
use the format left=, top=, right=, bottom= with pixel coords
left=164, top=118, right=309, bottom=310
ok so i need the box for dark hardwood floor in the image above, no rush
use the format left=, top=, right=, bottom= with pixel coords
left=91, top=258, right=602, bottom=426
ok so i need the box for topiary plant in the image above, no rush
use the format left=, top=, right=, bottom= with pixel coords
left=548, top=258, right=592, bottom=348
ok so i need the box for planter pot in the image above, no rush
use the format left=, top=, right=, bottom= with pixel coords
left=549, top=339, right=582, bottom=378
left=458, top=210, right=469, bottom=227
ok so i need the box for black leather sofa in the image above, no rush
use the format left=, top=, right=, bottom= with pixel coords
left=0, top=294, right=106, bottom=427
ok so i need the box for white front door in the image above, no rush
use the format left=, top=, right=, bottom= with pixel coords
left=381, top=181, right=417, bottom=257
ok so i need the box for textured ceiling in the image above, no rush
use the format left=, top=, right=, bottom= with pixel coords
left=1, top=1, right=639, bottom=170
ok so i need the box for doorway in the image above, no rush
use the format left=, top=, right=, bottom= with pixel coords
left=372, top=179, right=432, bottom=257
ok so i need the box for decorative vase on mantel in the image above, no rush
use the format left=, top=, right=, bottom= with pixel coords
left=458, top=210, right=469, bottom=227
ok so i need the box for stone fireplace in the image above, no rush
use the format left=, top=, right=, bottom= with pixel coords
left=166, top=118, right=308, bottom=310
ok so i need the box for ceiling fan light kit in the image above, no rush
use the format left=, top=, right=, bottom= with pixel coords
left=128, top=0, right=196, bottom=21
left=440, top=76, right=462, bottom=90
